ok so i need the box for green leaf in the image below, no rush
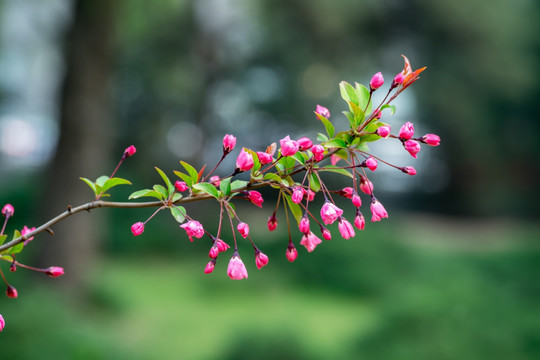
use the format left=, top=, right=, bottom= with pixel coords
left=339, top=81, right=359, bottom=106
left=95, top=175, right=109, bottom=187
left=0, top=234, right=7, bottom=245
left=170, top=206, right=186, bottom=223
left=317, top=133, right=329, bottom=143
left=315, top=113, right=335, bottom=138
left=129, top=189, right=164, bottom=200
left=291, top=152, right=306, bottom=165
left=380, top=104, right=396, bottom=115
left=309, top=172, right=321, bottom=192
left=318, top=165, right=353, bottom=178
left=278, top=156, right=296, bottom=173
left=347, top=100, right=365, bottom=128
left=2, top=230, right=23, bottom=255
left=102, top=177, right=132, bottom=193
left=219, top=177, right=232, bottom=196
left=284, top=194, right=302, bottom=224
left=155, top=167, right=174, bottom=195
left=324, top=139, right=347, bottom=148
left=173, top=171, right=193, bottom=187
left=180, top=161, right=199, bottom=184
left=247, top=149, right=261, bottom=174
left=80, top=177, right=98, bottom=196
left=230, top=180, right=248, bottom=192
left=171, top=193, right=183, bottom=202
left=355, top=82, right=372, bottom=114
left=153, top=184, right=168, bottom=199
left=264, top=173, right=290, bottom=187
left=192, top=182, right=219, bottom=198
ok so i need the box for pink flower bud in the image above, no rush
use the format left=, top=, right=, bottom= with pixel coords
left=215, top=239, right=230, bottom=253
left=255, top=251, right=269, bottom=269
left=370, top=72, right=384, bottom=90
left=338, top=217, right=355, bottom=239
left=209, top=245, right=220, bottom=259
left=45, top=266, right=64, bottom=277
left=21, top=225, right=36, bottom=245
left=331, top=154, right=341, bottom=166
left=279, top=136, right=299, bottom=157
left=247, top=190, right=264, bottom=208
left=359, top=177, right=374, bottom=195
left=180, top=220, right=205, bottom=242
left=391, top=73, right=405, bottom=88
left=339, top=187, right=354, bottom=199
left=174, top=181, right=188, bottom=192
left=399, top=122, right=415, bottom=140
left=210, top=175, right=221, bottom=187
left=286, top=244, right=298, bottom=262
left=257, top=151, right=273, bottom=165
left=402, top=166, right=417, bottom=176
left=124, top=145, right=136, bottom=158
left=204, top=260, right=216, bottom=274
left=131, top=222, right=145, bottom=236
left=315, top=104, right=330, bottom=118
left=297, top=137, right=313, bottom=150
left=320, top=202, right=343, bottom=225
left=404, top=140, right=421, bottom=158
left=421, top=134, right=441, bottom=146
left=227, top=254, right=248, bottom=280
left=267, top=214, right=278, bottom=231
left=311, top=144, right=325, bottom=161
left=365, top=157, right=378, bottom=171
left=0, top=314, right=5, bottom=331
left=300, top=232, right=322, bottom=252
left=292, top=187, right=305, bottom=204
left=299, top=216, right=310, bottom=234
left=376, top=126, right=391, bottom=138
left=222, top=134, right=236, bottom=153
left=370, top=198, right=388, bottom=222
left=305, top=189, right=315, bottom=202
left=236, top=148, right=254, bottom=172
left=237, top=222, right=249, bottom=238
left=6, top=284, right=17, bottom=298
left=320, top=226, right=332, bottom=240
left=373, top=109, right=382, bottom=119
left=352, top=193, right=362, bottom=208
left=354, top=213, right=365, bottom=230
left=2, top=204, right=14, bottom=217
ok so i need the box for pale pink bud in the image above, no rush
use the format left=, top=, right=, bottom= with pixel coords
left=6, top=284, right=17, bottom=298
left=2, top=204, right=14, bottom=217
left=286, top=244, right=298, bottom=262
left=131, top=222, right=144, bottom=236
left=320, top=226, right=332, bottom=240
left=279, top=136, right=299, bottom=157
left=45, top=266, right=64, bottom=277
left=370, top=198, right=388, bottom=222
left=421, top=134, right=441, bottom=146
left=180, top=220, right=205, bottom=241
left=402, top=166, right=417, bottom=176
left=174, top=180, right=188, bottom=192
left=204, top=260, right=216, bottom=274
left=237, top=222, right=249, bottom=238
left=311, top=144, right=325, bottom=161
left=352, top=193, right=362, bottom=208
left=21, top=225, right=36, bottom=245
left=315, top=104, right=330, bottom=118
left=299, top=216, right=310, bottom=234
left=210, top=175, right=221, bottom=187
left=320, top=202, right=343, bottom=225
left=300, top=232, right=323, bottom=252
left=360, top=178, right=374, bottom=195
left=297, top=137, right=313, bottom=150
left=292, top=187, right=305, bottom=204
left=365, top=157, right=378, bottom=171
left=399, top=122, right=415, bottom=140
left=227, top=254, right=248, bottom=280
left=124, top=145, right=136, bottom=158
left=267, top=214, right=278, bottom=231
left=331, top=154, right=341, bottom=166
left=373, top=109, right=382, bottom=119
left=339, top=187, right=354, bottom=199
left=370, top=72, right=384, bottom=90
left=257, top=151, right=273, bottom=165
left=222, top=134, right=236, bottom=153
left=0, top=314, right=4, bottom=331
left=255, top=251, right=269, bottom=269
left=338, top=217, right=355, bottom=239
left=391, top=73, right=405, bottom=88
left=236, top=148, right=254, bottom=172
left=404, top=140, right=421, bottom=158
left=376, top=126, right=391, bottom=138
left=247, top=190, right=264, bottom=208
left=354, top=213, right=365, bottom=230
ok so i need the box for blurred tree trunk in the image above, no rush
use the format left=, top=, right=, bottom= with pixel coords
left=39, top=0, right=117, bottom=291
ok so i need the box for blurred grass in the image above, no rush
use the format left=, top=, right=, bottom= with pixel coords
left=1, top=216, right=539, bottom=359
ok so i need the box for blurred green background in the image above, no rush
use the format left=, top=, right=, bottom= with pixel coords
left=1, top=0, right=539, bottom=358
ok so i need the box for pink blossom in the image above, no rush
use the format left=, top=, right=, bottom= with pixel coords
left=365, top=157, right=378, bottom=171
left=354, top=213, right=365, bottom=230
left=6, top=284, right=17, bottom=298
left=376, top=126, right=391, bottom=138
left=280, top=136, right=299, bottom=157
left=215, top=239, right=230, bottom=253
left=297, top=137, right=313, bottom=150
left=45, top=266, right=64, bottom=277
left=236, top=148, right=254, bottom=172
left=300, top=232, right=323, bottom=252
left=210, top=175, right=221, bottom=187
left=339, top=187, right=354, bottom=199
left=227, top=254, right=248, bottom=280
left=402, top=166, right=417, bottom=176
left=174, top=181, right=188, bottom=192
left=320, top=202, right=343, bottom=225
left=209, top=245, right=220, bottom=259
left=331, top=154, right=341, bottom=166
left=404, top=140, right=421, bottom=158
left=421, top=134, right=441, bottom=146
left=222, top=134, right=237, bottom=153
left=360, top=178, right=374, bottom=195
left=2, top=204, right=14, bottom=217
left=299, top=216, right=310, bottom=234
left=391, top=73, right=405, bottom=88
left=237, top=222, right=249, bottom=238
left=320, top=226, right=332, bottom=240
left=352, top=193, right=362, bottom=208
left=373, top=109, right=382, bottom=119
left=247, top=190, right=264, bottom=208
left=292, top=187, right=305, bottom=204
left=399, top=122, right=415, bottom=140
left=286, top=244, right=298, bottom=262
left=131, top=222, right=145, bottom=236
left=124, top=145, right=136, bottom=158
left=370, top=72, right=384, bottom=90
left=180, top=220, right=205, bottom=241
left=21, top=225, right=36, bottom=245
left=315, top=104, right=330, bottom=118
left=0, top=314, right=4, bottom=331
left=305, top=189, right=315, bottom=202
left=338, top=217, right=355, bottom=239
left=255, top=251, right=269, bottom=269
left=267, top=214, right=278, bottom=231
left=311, top=144, right=325, bottom=161
left=204, top=260, right=215, bottom=274
left=257, top=151, right=273, bottom=165
left=370, top=199, right=389, bottom=222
